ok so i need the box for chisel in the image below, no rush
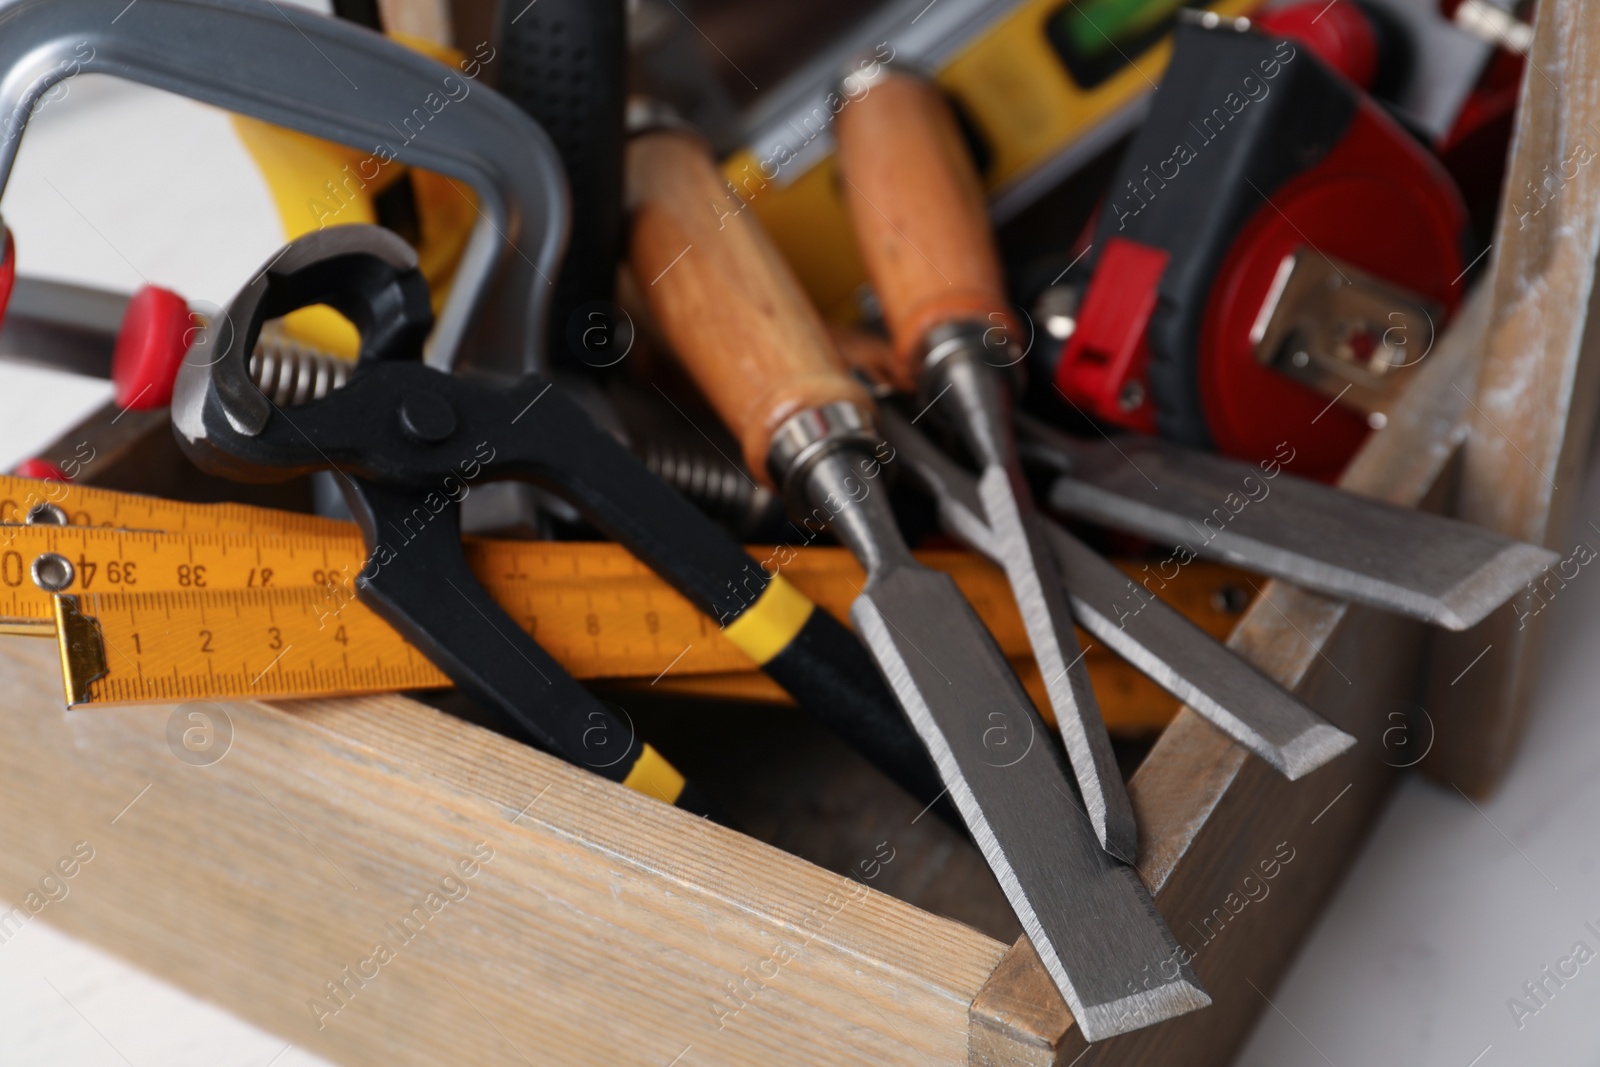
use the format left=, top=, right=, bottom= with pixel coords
left=875, top=402, right=1354, bottom=778
left=627, top=121, right=1207, bottom=1040
left=1015, top=412, right=1558, bottom=630
left=833, top=68, right=1136, bottom=861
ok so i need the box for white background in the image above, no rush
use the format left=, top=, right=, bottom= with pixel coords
left=3, top=64, right=1599, bottom=1067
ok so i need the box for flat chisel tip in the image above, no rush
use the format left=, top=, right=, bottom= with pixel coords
left=1436, top=541, right=1560, bottom=631
left=1073, top=975, right=1213, bottom=1043
left=1277, top=722, right=1358, bottom=781
left=1096, top=814, right=1140, bottom=866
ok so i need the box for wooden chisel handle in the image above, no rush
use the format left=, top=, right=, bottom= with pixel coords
left=627, top=128, right=874, bottom=485
left=834, top=71, right=1016, bottom=375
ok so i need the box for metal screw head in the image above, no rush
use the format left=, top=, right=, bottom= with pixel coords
left=31, top=552, right=75, bottom=592
left=1117, top=380, right=1145, bottom=412
left=25, top=502, right=67, bottom=525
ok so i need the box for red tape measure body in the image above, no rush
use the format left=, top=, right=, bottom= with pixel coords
left=1052, top=19, right=1469, bottom=479
left=1197, top=97, right=1467, bottom=478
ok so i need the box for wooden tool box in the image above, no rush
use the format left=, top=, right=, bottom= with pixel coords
left=3, top=4, right=1598, bottom=1065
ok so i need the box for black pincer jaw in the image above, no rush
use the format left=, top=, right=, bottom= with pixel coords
left=171, top=226, right=433, bottom=483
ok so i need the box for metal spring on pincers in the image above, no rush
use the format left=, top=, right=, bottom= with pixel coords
left=638, top=438, right=781, bottom=539
left=249, top=333, right=352, bottom=406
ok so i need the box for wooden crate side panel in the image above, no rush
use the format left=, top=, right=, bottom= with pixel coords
left=0, top=637, right=1007, bottom=1067
left=1425, top=0, right=1600, bottom=794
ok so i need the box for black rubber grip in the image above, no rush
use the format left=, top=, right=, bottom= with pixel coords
left=764, top=608, right=951, bottom=819
left=1354, top=0, right=1415, bottom=105
left=674, top=781, right=729, bottom=824
left=495, top=0, right=626, bottom=364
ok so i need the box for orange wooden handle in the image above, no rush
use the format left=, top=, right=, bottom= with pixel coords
left=835, top=72, right=1016, bottom=376
left=626, top=129, right=873, bottom=486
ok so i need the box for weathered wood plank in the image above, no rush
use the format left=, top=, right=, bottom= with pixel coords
left=1423, top=0, right=1600, bottom=795
left=0, top=634, right=1008, bottom=1067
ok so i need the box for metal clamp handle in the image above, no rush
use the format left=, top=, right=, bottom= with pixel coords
left=0, top=0, right=567, bottom=379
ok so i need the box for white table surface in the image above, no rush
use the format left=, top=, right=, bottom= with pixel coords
left=3, top=62, right=1599, bottom=1067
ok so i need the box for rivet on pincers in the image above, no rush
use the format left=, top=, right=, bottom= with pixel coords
left=399, top=391, right=457, bottom=443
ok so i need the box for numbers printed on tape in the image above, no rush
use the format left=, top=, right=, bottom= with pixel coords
left=0, top=524, right=368, bottom=619
left=0, top=476, right=1042, bottom=708
left=78, top=586, right=449, bottom=706
left=21, top=534, right=772, bottom=704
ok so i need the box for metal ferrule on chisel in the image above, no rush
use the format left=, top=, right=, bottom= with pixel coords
left=767, top=405, right=909, bottom=580
left=918, top=323, right=1020, bottom=470
left=920, top=318, right=1025, bottom=393
left=765, top=400, right=883, bottom=512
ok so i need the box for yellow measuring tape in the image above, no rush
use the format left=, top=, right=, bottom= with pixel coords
left=0, top=476, right=1241, bottom=734
left=0, top=478, right=1026, bottom=706
left=37, top=539, right=1020, bottom=706
left=0, top=475, right=348, bottom=536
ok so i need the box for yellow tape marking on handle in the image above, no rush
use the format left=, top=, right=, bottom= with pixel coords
left=620, top=743, right=687, bottom=805
left=719, top=574, right=815, bottom=666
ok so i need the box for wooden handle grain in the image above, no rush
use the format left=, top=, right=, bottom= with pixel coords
left=626, top=130, right=872, bottom=485
left=834, top=72, right=1016, bottom=375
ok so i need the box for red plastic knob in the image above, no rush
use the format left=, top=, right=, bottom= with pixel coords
left=14, top=458, right=67, bottom=482
left=0, top=226, right=15, bottom=330
left=111, top=284, right=195, bottom=409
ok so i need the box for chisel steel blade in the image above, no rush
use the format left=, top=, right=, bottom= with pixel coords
left=808, top=449, right=1205, bottom=1037
left=1048, top=525, right=1354, bottom=777
left=938, top=355, right=1138, bottom=862
left=977, top=464, right=1138, bottom=861
left=1033, top=428, right=1556, bottom=630
left=883, top=407, right=1355, bottom=778
left=852, top=563, right=1209, bottom=1040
